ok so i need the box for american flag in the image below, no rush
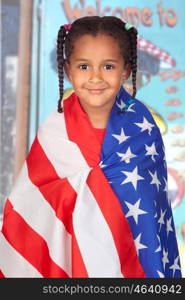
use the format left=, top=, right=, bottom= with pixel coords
left=0, top=87, right=181, bottom=278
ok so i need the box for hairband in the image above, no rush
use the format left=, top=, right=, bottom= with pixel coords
left=125, top=23, right=134, bottom=31
left=64, top=24, right=72, bottom=31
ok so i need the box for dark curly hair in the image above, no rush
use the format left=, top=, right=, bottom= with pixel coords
left=57, top=16, right=138, bottom=113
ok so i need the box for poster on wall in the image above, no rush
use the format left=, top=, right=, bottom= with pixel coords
left=30, top=0, right=185, bottom=276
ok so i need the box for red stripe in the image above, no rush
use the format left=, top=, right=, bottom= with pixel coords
left=2, top=200, right=69, bottom=278
left=71, top=233, right=89, bottom=277
left=26, top=137, right=76, bottom=234
left=26, top=137, right=87, bottom=277
left=0, top=270, right=5, bottom=278
left=87, top=166, right=146, bottom=278
left=64, top=93, right=101, bottom=167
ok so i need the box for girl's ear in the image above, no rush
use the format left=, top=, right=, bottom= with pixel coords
left=121, top=69, right=131, bottom=85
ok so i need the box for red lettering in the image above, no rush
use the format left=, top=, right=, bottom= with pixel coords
left=142, top=8, right=153, bottom=26
left=125, top=7, right=140, bottom=27
left=165, top=9, right=177, bottom=27
left=157, top=2, right=165, bottom=26
left=86, top=6, right=96, bottom=16
left=158, top=70, right=185, bottom=81
left=62, top=0, right=177, bottom=28
left=101, top=7, right=111, bottom=16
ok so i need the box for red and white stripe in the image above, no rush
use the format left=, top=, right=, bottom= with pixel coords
left=0, top=232, right=42, bottom=277
left=0, top=95, right=145, bottom=278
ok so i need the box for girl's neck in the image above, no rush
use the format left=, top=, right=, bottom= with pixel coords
left=89, top=112, right=108, bottom=129
left=81, top=103, right=113, bottom=129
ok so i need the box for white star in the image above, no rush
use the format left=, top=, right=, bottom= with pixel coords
left=169, top=256, right=181, bottom=277
left=134, top=233, right=147, bottom=255
left=155, top=235, right=161, bottom=252
left=167, top=196, right=171, bottom=207
left=149, top=170, right=161, bottom=191
left=121, top=166, right=144, bottom=190
left=163, top=177, right=171, bottom=206
left=162, top=248, right=169, bottom=271
left=112, top=128, right=130, bottom=144
left=134, top=117, right=155, bottom=135
left=127, top=103, right=136, bottom=113
left=125, top=199, right=147, bottom=224
left=162, top=146, right=167, bottom=169
left=116, top=147, right=136, bottom=163
left=157, top=270, right=164, bottom=278
left=163, top=176, right=168, bottom=193
left=154, top=200, right=158, bottom=218
left=145, top=142, right=159, bottom=162
left=166, top=217, right=173, bottom=237
left=99, top=161, right=107, bottom=168
left=158, top=209, right=166, bottom=231
left=116, top=100, right=125, bottom=110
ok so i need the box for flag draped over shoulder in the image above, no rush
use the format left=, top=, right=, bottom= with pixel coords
left=0, top=87, right=181, bottom=278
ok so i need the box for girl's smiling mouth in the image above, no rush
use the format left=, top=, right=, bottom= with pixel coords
left=87, top=88, right=106, bottom=94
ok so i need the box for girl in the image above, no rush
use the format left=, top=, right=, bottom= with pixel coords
left=0, top=16, right=181, bottom=278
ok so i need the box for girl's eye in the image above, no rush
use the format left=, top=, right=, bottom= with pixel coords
left=79, top=64, right=88, bottom=70
left=105, top=65, right=114, bottom=70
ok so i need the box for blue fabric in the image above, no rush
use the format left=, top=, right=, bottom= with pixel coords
left=100, top=86, right=182, bottom=278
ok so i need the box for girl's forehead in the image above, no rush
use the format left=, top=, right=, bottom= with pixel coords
left=71, top=34, right=122, bottom=58
left=74, top=33, right=117, bottom=45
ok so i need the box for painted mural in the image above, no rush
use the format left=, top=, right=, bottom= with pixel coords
left=30, top=0, right=185, bottom=276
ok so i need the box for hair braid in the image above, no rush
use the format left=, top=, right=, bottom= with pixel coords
left=128, top=27, right=138, bottom=98
left=57, top=26, right=67, bottom=113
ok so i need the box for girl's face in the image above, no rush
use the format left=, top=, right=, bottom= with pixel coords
left=65, top=34, right=130, bottom=112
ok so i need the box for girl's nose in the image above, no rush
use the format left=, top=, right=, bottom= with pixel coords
left=88, top=68, right=103, bottom=82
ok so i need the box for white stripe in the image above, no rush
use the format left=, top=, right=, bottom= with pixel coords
left=39, top=110, right=69, bottom=140
left=69, top=172, right=123, bottom=278
left=0, top=232, right=42, bottom=278
left=38, top=110, right=89, bottom=178
left=9, top=163, right=72, bottom=277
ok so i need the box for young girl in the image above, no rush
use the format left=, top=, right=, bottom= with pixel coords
left=0, top=16, right=181, bottom=278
